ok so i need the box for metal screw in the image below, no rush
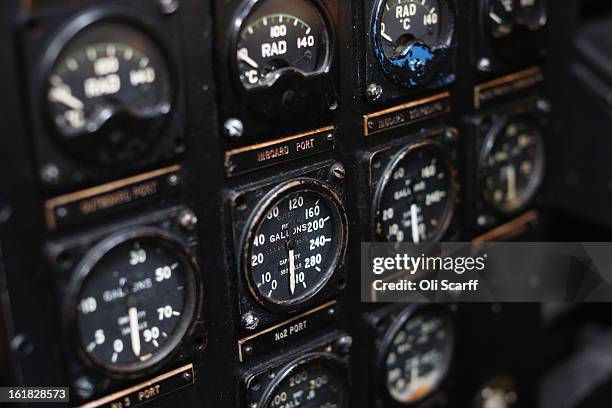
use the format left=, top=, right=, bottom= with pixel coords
left=537, top=99, right=551, bottom=113
left=178, top=209, right=198, bottom=230
left=336, top=335, right=353, bottom=353
left=242, top=312, right=260, bottom=331
left=74, top=376, right=94, bottom=399
left=477, top=215, right=488, bottom=227
left=41, top=164, right=60, bottom=184
left=445, top=128, right=458, bottom=141
left=182, top=371, right=193, bottom=382
left=326, top=133, right=334, bottom=143
left=11, top=334, right=34, bottom=357
left=249, top=403, right=258, bottom=408
left=244, top=345, right=254, bottom=356
left=329, top=100, right=338, bottom=111
left=331, top=163, right=346, bottom=180
left=367, top=83, right=383, bottom=101
left=167, top=173, right=181, bottom=187
left=478, top=58, right=491, bottom=72
left=327, top=307, right=336, bottom=316
left=224, top=118, right=244, bottom=139
left=159, top=0, right=180, bottom=15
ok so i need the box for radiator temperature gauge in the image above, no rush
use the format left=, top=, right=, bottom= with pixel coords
left=46, top=22, right=173, bottom=164
left=65, top=228, right=198, bottom=375
left=242, top=180, right=347, bottom=310
left=373, top=0, right=455, bottom=87
left=374, top=141, right=457, bottom=243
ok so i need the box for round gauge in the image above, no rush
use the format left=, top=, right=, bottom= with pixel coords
left=480, top=116, right=545, bottom=214
left=380, top=308, right=454, bottom=405
left=488, top=0, right=547, bottom=39
left=259, top=353, right=349, bottom=408
left=374, top=0, right=454, bottom=87
left=242, top=180, right=347, bottom=309
left=374, top=142, right=457, bottom=243
left=235, top=0, right=331, bottom=90
left=67, top=228, right=198, bottom=374
left=46, top=22, right=173, bottom=164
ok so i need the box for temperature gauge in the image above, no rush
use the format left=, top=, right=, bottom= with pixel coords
left=65, top=228, right=198, bottom=375
left=373, top=0, right=455, bottom=87
left=373, top=141, right=457, bottom=243
left=235, top=0, right=331, bottom=89
left=46, top=22, right=173, bottom=164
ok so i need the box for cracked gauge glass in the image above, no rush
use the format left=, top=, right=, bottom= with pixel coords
left=382, top=309, right=454, bottom=405
left=236, top=0, right=331, bottom=89
left=71, top=230, right=197, bottom=374
left=374, top=0, right=454, bottom=87
left=481, top=117, right=545, bottom=214
left=46, top=23, right=172, bottom=163
left=243, top=182, right=346, bottom=309
left=374, top=142, right=457, bottom=243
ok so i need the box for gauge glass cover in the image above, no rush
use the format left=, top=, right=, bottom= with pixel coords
left=375, top=143, right=456, bottom=243
left=245, top=184, right=345, bottom=307
left=73, top=234, right=196, bottom=373
left=236, top=0, right=330, bottom=89
left=383, top=309, right=453, bottom=404
left=481, top=117, right=545, bottom=214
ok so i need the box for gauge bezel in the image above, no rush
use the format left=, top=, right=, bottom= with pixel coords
left=479, top=114, right=546, bottom=215
left=376, top=305, right=455, bottom=407
left=372, top=140, right=458, bottom=243
left=62, top=226, right=199, bottom=377
left=481, top=0, right=548, bottom=62
left=372, top=0, right=456, bottom=88
left=240, top=178, right=348, bottom=312
left=258, top=352, right=350, bottom=408
left=230, top=0, right=334, bottom=93
left=39, top=7, right=177, bottom=163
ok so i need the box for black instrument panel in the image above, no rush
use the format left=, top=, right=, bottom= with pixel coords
left=1, top=0, right=601, bottom=407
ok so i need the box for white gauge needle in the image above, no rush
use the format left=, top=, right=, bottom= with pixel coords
left=489, top=11, right=503, bottom=24
left=381, top=31, right=394, bottom=43
left=288, top=247, right=296, bottom=295
left=237, top=49, right=259, bottom=69
left=410, top=357, right=420, bottom=390
left=128, top=307, right=141, bottom=357
left=506, top=165, right=517, bottom=203
left=410, top=204, right=420, bottom=244
left=49, top=87, right=84, bottom=110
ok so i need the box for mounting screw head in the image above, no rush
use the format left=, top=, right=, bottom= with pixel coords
left=242, top=312, right=260, bottom=331
left=477, top=58, right=491, bottom=72
left=367, top=83, right=383, bottom=101
left=41, top=164, right=61, bottom=185
left=224, top=118, right=244, bottom=139
left=159, top=0, right=180, bottom=14
left=74, top=376, right=95, bottom=399
left=331, top=163, right=346, bottom=180
left=178, top=209, right=198, bottom=230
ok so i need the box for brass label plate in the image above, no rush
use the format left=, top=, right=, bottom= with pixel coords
left=363, top=92, right=451, bottom=137
left=224, top=126, right=335, bottom=177
left=237, top=300, right=337, bottom=362
left=474, top=67, right=544, bottom=109
left=44, top=165, right=181, bottom=231
left=79, top=363, right=194, bottom=408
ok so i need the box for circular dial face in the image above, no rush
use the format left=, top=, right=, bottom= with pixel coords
left=488, top=0, right=547, bottom=39
left=73, top=234, right=197, bottom=373
left=378, top=0, right=453, bottom=60
left=262, top=355, right=349, bottom=408
left=481, top=117, right=544, bottom=214
left=246, top=185, right=345, bottom=307
left=383, top=309, right=453, bottom=404
left=375, top=143, right=456, bottom=243
left=236, top=0, right=330, bottom=89
left=47, top=23, right=172, bottom=163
